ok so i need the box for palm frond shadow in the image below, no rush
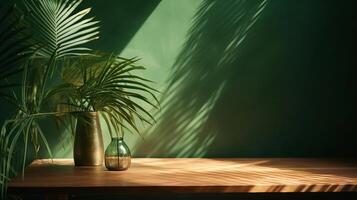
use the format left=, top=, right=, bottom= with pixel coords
left=134, top=0, right=268, bottom=157
left=137, top=0, right=357, bottom=157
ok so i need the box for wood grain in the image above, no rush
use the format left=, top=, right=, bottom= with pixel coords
left=8, top=158, right=357, bottom=195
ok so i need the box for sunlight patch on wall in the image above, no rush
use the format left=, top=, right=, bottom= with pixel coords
left=109, top=0, right=203, bottom=154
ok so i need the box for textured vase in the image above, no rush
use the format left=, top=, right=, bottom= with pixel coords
left=73, top=112, right=104, bottom=166
left=105, top=137, right=131, bottom=171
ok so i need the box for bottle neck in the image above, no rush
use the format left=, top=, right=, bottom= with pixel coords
left=112, top=137, right=123, bottom=141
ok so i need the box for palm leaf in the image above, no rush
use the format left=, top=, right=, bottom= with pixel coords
left=56, top=54, right=160, bottom=136
left=22, top=0, right=99, bottom=58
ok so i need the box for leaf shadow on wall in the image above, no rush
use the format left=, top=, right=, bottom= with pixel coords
left=134, top=0, right=269, bottom=157
left=135, top=0, right=357, bottom=157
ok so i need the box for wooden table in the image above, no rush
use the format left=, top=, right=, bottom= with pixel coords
left=8, top=158, right=357, bottom=199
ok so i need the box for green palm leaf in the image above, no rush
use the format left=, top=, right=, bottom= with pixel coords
left=22, top=0, right=99, bottom=58
left=51, top=54, right=160, bottom=137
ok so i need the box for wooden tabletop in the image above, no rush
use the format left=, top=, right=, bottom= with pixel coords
left=8, top=158, right=357, bottom=195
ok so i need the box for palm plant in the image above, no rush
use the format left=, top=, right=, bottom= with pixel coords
left=47, top=54, right=159, bottom=138
left=1, top=0, right=159, bottom=197
left=0, top=0, right=99, bottom=198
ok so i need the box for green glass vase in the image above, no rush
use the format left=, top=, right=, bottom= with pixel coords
left=105, top=137, right=131, bottom=171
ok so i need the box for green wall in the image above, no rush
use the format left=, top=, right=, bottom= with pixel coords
left=91, top=0, right=357, bottom=158
left=3, top=0, right=357, bottom=158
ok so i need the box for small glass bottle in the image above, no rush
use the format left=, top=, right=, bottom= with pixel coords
left=105, top=137, right=131, bottom=171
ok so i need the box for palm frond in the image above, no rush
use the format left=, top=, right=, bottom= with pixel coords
left=22, top=0, right=99, bottom=58
left=52, top=54, right=160, bottom=136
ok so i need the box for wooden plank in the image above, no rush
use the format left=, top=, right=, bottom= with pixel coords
left=7, top=158, right=357, bottom=195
